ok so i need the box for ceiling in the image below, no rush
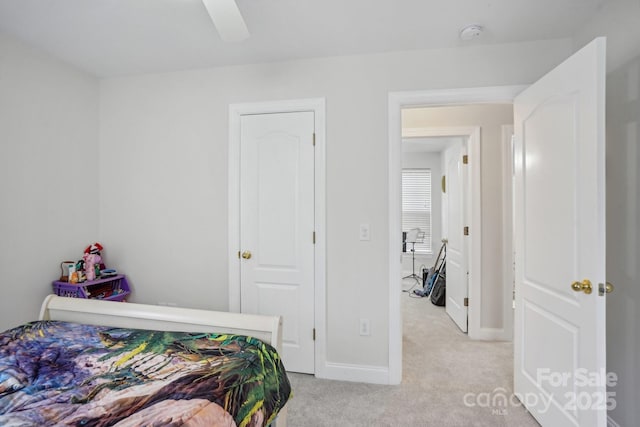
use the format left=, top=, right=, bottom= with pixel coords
left=0, top=0, right=607, bottom=77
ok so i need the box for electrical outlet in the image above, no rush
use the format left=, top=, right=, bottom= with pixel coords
left=359, top=223, right=370, bottom=241
left=359, top=318, right=371, bottom=336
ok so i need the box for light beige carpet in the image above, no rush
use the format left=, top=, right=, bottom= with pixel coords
left=285, top=290, right=540, bottom=426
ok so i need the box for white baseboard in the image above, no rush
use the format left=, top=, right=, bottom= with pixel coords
left=318, top=362, right=390, bottom=385
left=470, top=327, right=511, bottom=341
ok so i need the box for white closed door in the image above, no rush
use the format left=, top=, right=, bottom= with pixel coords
left=443, top=141, right=468, bottom=332
left=514, top=38, right=607, bottom=426
left=240, top=111, right=315, bottom=374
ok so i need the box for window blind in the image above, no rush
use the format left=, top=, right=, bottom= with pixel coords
left=402, top=168, right=432, bottom=254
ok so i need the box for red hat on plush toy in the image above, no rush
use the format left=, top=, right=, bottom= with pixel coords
left=84, top=242, right=103, bottom=255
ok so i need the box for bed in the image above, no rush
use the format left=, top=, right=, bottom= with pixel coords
left=0, top=295, right=290, bottom=426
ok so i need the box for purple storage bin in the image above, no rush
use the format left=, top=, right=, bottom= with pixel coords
left=52, top=275, right=130, bottom=302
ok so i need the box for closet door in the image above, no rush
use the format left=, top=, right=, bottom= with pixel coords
left=239, top=111, right=316, bottom=374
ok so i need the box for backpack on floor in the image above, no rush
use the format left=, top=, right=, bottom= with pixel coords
left=430, top=273, right=446, bottom=306
left=422, top=267, right=435, bottom=291
left=424, top=254, right=445, bottom=295
left=413, top=242, right=446, bottom=298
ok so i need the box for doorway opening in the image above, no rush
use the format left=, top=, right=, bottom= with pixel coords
left=387, top=86, right=524, bottom=384
left=401, top=129, right=472, bottom=333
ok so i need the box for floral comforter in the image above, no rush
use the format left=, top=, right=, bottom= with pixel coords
left=0, top=321, right=291, bottom=426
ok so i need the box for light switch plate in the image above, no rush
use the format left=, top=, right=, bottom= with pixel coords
left=360, top=318, right=371, bottom=336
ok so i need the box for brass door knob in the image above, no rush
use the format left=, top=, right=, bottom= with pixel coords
left=571, top=279, right=592, bottom=294
left=605, top=282, right=614, bottom=293
left=241, top=251, right=252, bottom=260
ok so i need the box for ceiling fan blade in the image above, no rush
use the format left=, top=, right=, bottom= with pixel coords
left=202, top=0, right=249, bottom=42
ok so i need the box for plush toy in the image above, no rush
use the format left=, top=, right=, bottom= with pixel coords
left=84, top=242, right=103, bottom=255
left=83, top=242, right=104, bottom=281
left=83, top=252, right=102, bottom=281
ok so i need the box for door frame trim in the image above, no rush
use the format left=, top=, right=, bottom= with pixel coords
left=228, top=98, right=327, bottom=376
left=501, top=124, right=515, bottom=341
left=388, top=86, right=525, bottom=384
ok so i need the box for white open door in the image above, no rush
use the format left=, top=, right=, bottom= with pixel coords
left=443, top=140, right=468, bottom=332
left=240, top=111, right=316, bottom=374
left=513, top=38, right=607, bottom=426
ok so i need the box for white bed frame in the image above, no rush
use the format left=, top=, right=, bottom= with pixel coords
left=38, top=295, right=288, bottom=426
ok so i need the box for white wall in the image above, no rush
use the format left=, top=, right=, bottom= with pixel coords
left=401, top=105, right=514, bottom=331
left=0, top=34, right=99, bottom=330
left=573, top=0, right=640, bottom=73
left=98, top=39, right=571, bottom=373
left=573, top=3, right=640, bottom=424
left=401, top=150, right=442, bottom=275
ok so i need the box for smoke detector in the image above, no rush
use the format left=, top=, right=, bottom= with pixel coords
left=459, top=24, right=484, bottom=41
